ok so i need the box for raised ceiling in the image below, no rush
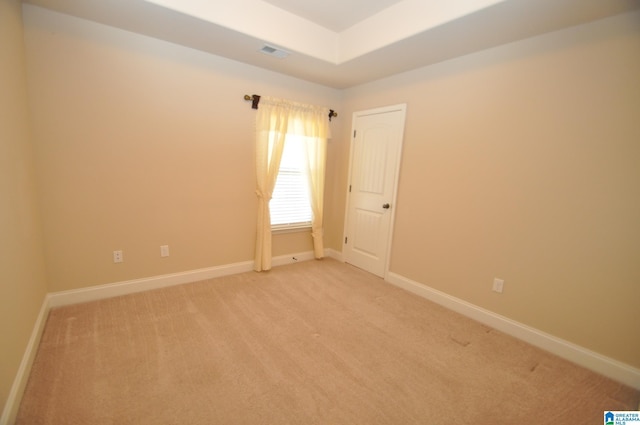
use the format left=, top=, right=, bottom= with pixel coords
left=22, top=0, right=640, bottom=88
left=261, top=0, right=406, bottom=32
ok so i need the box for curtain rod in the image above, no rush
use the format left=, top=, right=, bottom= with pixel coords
left=244, top=94, right=337, bottom=121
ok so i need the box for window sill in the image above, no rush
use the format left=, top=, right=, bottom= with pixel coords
left=272, top=223, right=311, bottom=234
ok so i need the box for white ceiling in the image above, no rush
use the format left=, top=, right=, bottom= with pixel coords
left=22, top=0, right=640, bottom=89
left=261, top=0, right=406, bottom=32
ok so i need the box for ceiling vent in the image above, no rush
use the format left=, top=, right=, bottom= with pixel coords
left=259, top=44, right=290, bottom=59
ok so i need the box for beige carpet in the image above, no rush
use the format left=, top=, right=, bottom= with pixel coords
left=17, top=259, right=638, bottom=424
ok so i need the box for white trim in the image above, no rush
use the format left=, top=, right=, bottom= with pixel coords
left=271, top=251, right=316, bottom=267
left=271, top=224, right=312, bottom=234
left=325, top=248, right=344, bottom=262
left=49, top=260, right=254, bottom=308
left=0, top=295, right=50, bottom=425
left=49, top=252, right=321, bottom=308
left=386, top=271, right=640, bottom=390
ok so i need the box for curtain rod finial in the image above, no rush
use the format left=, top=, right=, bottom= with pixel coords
left=243, top=94, right=261, bottom=109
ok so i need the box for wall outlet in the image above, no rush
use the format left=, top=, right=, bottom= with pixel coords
left=113, top=250, right=123, bottom=263
left=492, top=278, right=504, bottom=293
left=160, top=245, right=169, bottom=257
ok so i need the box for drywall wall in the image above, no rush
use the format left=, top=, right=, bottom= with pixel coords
left=17, top=0, right=639, bottom=384
left=337, top=11, right=640, bottom=368
left=0, top=0, right=48, bottom=416
left=22, top=4, right=342, bottom=292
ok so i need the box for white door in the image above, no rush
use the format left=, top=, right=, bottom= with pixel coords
left=344, top=104, right=406, bottom=277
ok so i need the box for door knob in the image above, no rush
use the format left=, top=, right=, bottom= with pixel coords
left=382, top=203, right=390, bottom=209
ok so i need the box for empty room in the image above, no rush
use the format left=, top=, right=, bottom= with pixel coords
left=2, top=0, right=639, bottom=423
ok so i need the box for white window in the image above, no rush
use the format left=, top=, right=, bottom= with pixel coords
left=270, top=136, right=312, bottom=230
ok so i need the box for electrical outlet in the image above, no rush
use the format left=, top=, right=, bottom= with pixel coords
left=160, top=245, right=169, bottom=257
left=113, top=250, right=123, bottom=263
left=492, top=278, right=504, bottom=293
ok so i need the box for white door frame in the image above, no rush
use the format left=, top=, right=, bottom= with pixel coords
left=342, top=103, right=407, bottom=279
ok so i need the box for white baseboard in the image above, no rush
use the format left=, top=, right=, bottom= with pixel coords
left=49, top=251, right=323, bottom=308
left=272, top=251, right=316, bottom=267
left=386, top=272, right=640, bottom=390
left=0, top=295, right=50, bottom=425
left=46, top=249, right=346, bottom=308
left=325, top=248, right=344, bottom=262
left=48, top=260, right=254, bottom=308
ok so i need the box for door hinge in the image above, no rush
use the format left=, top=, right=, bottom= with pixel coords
left=353, top=130, right=357, bottom=138
left=344, top=237, right=348, bottom=244
left=349, top=185, right=352, bottom=193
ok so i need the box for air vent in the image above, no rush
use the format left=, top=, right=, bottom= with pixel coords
left=259, top=44, right=290, bottom=59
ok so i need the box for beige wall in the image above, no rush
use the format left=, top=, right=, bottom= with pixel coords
left=0, top=0, right=48, bottom=415
left=336, top=11, right=640, bottom=368
left=8, top=4, right=639, bottom=411
left=22, top=5, right=343, bottom=292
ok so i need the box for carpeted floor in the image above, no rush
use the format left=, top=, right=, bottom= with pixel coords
left=17, top=259, right=639, bottom=424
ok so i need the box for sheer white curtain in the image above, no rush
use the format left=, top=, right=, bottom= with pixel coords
left=302, top=133, right=327, bottom=259
left=254, top=97, right=330, bottom=271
